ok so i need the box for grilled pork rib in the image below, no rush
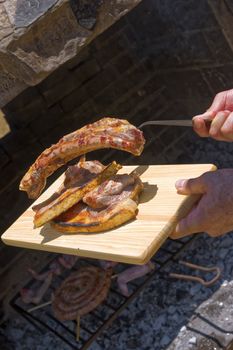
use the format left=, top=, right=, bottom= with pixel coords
left=83, top=174, right=136, bottom=209
left=20, top=118, right=145, bottom=199
left=52, top=174, right=143, bottom=233
left=33, top=160, right=121, bottom=228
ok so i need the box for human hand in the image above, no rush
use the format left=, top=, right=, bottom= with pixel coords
left=193, top=89, right=233, bottom=141
left=170, top=169, right=233, bottom=239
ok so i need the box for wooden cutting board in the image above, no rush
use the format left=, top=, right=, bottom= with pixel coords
left=1, top=164, right=216, bottom=265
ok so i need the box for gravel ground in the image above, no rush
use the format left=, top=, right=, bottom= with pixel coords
left=3, top=135, right=233, bottom=350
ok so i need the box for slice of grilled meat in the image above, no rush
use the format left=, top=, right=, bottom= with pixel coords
left=20, top=118, right=145, bottom=199
left=33, top=159, right=121, bottom=228
left=51, top=174, right=143, bottom=233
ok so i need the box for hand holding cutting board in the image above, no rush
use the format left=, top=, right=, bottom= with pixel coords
left=170, top=169, right=233, bottom=238
left=173, top=88, right=233, bottom=239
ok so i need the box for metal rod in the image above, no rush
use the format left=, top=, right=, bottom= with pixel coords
left=76, top=315, right=80, bottom=342
left=28, top=300, right=52, bottom=313
left=169, top=260, right=221, bottom=286
left=10, top=236, right=196, bottom=350
left=139, top=120, right=193, bottom=128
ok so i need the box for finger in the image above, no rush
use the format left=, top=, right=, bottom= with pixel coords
left=175, top=176, right=207, bottom=195
left=220, top=111, right=233, bottom=140
left=208, top=91, right=226, bottom=112
left=170, top=203, right=205, bottom=239
left=192, top=111, right=215, bottom=137
left=209, top=110, right=230, bottom=139
left=209, top=227, right=233, bottom=237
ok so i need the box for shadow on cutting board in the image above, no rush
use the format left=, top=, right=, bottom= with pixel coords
left=131, top=164, right=158, bottom=203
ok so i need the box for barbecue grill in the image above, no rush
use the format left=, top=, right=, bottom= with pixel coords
left=10, top=236, right=195, bottom=350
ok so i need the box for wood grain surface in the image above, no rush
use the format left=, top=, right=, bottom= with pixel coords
left=1, top=164, right=216, bottom=265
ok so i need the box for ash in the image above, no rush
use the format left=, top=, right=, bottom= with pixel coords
left=3, top=136, right=233, bottom=350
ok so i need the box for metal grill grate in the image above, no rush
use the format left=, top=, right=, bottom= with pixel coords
left=10, top=237, right=194, bottom=350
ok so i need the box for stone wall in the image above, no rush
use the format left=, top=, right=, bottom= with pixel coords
left=0, top=0, right=142, bottom=106
left=1, top=0, right=233, bottom=288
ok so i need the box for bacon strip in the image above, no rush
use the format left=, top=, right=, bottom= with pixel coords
left=20, top=118, right=145, bottom=199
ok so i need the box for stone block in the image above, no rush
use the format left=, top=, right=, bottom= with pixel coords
left=160, top=70, right=212, bottom=101
left=39, top=117, right=80, bottom=148
left=73, top=57, right=100, bottom=80
left=67, top=100, right=97, bottom=124
left=40, top=71, right=83, bottom=107
left=6, top=2, right=90, bottom=80
left=93, top=16, right=127, bottom=49
left=38, top=59, right=99, bottom=106
left=1, top=128, right=37, bottom=156
left=126, top=1, right=221, bottom=69
left=0, top=4, right=13, bottom=40
left=11, top=142, right=43, bottom=172
left=69, top=0, right=103, bottom=30
left=37, top=66, right=69, bottom=95
left=9, top=0, right=58, bottom=28
left=112, top=52, right=135, bottom=74
left=151, top=0, right=218, bottom=32
left=0, top=66, right=27, bottom=108
left=126, top=0, right=169, bottom=41
left=204, top=29, right=233, bottom=63
left=3, top=87, right=40, bottom=112
left=61, top=84, right=88, bottom=113
left=0, top=147, right=9, bottom=168
left=168, top=280, right=233, bottom=350
left=95, top=33, right=129, bottom=66
left=29, top=104, right=65, bottom=137
left=177, top=31, right=213, bottom=66
left=111, top=91, right=142, bottom=116
left=0, top=0, right=142, bottom=107
left=66, top=46, right=91, bottom=70
left=208, top=0, right=233, bottom=53
left=130, top=29, right=215, bottom=69
left=93, top=64, right=148, bottom=108
left=85, top=65, right=117, bottom=97
left=0, top=184, right=29, bottom=216
left=0, top=163, right=21, bottom=194
left=202, top=64, right=233, bottom=94
left=4, top=94, right=46, bottom=128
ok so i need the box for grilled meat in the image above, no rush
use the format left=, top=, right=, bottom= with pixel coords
left=33, top=160, right=121, bottom=228
left=20, top=118, right=145, bottom=199
left=52, top=266, right=112, bottom=321
left=52, top=174, right=143, bottom=233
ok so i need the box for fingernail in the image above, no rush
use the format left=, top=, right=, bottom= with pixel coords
left=175, top=179, right=186, bottom=189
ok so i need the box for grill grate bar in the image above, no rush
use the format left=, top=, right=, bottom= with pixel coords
left=10, top=236, right=195, bottom=350
left=16, top=304, right=78, bottom=349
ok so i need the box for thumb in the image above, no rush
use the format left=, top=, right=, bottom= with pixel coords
left=175, top=176, right=207, bottom=195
